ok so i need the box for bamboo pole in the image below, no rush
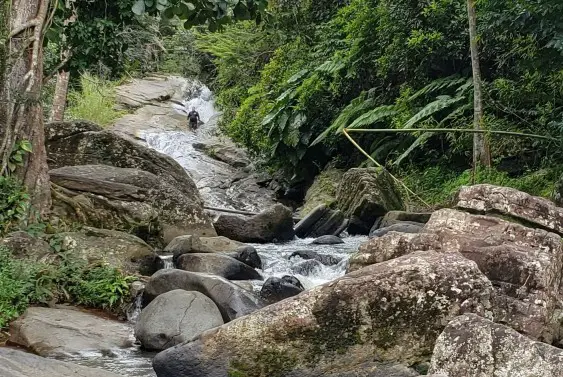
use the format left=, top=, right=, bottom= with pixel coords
left=345, top=128, right=560, bottom=142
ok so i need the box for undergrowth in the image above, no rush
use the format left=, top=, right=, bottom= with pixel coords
left=66, top=72, right=126, bottom=126
left=0, top=246, right=135, bottom=329
left=401, top=166, right=562, bottom=209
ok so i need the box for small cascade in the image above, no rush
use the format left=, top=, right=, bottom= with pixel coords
left=158, top=254, right=174, bottom=270
left=126, top=295, right=143, bottom=324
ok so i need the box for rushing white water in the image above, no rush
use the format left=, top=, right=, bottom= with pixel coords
left=158, top=254, right=174, bottom=270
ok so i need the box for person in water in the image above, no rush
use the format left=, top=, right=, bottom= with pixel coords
left=187, top=107, right=200, bottom=130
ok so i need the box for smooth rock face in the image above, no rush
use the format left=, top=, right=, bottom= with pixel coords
left=1, top=231, right=54, bottom=262
left=429, top=314, right=563, bottom=377
left=135, top=290, right=223, bottom=351
left=176, top=253, right=262, bottom=280
left=9, top=307, right=133, bottom=357
left=214, top=204, right=295, bottom=243
left=226, top=246, right=262, bottom=269
left=165, top=235, right=213, bottom=264
left=455, top=184, right=563, bottom=236
left=0, top=347, right=123, bottom=377
left=59, top=227, right=155, bottom=274
left=192, top=141, right=250, bottom=168
left=294, top=204, right=347, bottom=238
left=50, top=165, right=216, bottom=245
left=260, top=275, right=305, bottom=304
left=143, top=269, right=264, bottom=322
left=377, top=211, right=432, bottom=228
left=153, top=252, right=493, bottom=377
left=290, top=250, right=341, bottom=266
left=199, top=236, right=243, bottom=252
left=369, top=222, right=424, bottom=238
left=336, top=168, right=404, bottom=235
left=312, top=235, right=344, bottom=245
left=350, top=208, right=563, bottom=343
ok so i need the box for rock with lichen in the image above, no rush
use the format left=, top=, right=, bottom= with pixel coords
left=152, top=251, right=493, bottom=377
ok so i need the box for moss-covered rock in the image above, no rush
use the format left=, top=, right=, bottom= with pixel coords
left=152, top=252, right=493, bottom=377
left=300, top=168, right=344, bottom=216
left=336, top=168, right=404, bottom=235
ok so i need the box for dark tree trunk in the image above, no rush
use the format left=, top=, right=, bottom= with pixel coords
left=0, top=0, right=51, bottom=216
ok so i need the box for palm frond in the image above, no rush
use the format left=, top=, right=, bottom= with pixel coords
left=348, top=105, right=398, bottom=129
left=393, top=132, right=432, bottom=167
left=403, top=97, right=464, bottom=129
left=408, top=75, right=467, bottom=102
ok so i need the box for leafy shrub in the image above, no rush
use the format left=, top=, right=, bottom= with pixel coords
left=0, top=246, right=135, bottom=329
left=66, top=73, right=126, bottom=126
left=0, top=176, right=30, bottom=236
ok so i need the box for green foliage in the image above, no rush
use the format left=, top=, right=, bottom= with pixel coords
left=0, top=246, right=135, bottom=329
left=0, top=176, right=31, bottom=237
left=66, top=73, right=126, bottom=126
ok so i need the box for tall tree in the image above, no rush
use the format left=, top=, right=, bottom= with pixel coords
left=467, top=0, right=491, bottom=168
left=0, top=0, right=52, bottom=215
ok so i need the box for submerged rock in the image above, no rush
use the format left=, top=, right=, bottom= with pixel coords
left=214, top=204, right=295, bottom=243
left=143, top=269, right=264, bottom=321
left=455, top=184, right=563, bottom=236
left=0, top=347, right=123, bottom=377
left=135, top=290, right=223, bottom=351
left=152, top=252, right=493, bottom=377
left=294, top=204, right=347, bottom=239
left=291, top=259, right=323, bottom=276
left=429, top=314, right=563, bottom=377
left=9, top=307, right=133, bottom=357
left=50, top=165, right=215, bottom=246
left=260, top=275, right=305, bottom=304
left=176, top=253, right=262, bottom=280
left=336, top=168, right=404, bottom=235
left=290, top=250, right=341, bottom=266
left=58, top=227, right=156, bottom=274
left=312, top=235, right=344, bottom=245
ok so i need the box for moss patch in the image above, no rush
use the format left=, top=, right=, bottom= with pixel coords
left=300, top=168, right=344, bottom=215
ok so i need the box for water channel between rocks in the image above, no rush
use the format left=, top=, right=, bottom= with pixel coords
left=61, top=81, right=367, bottom=376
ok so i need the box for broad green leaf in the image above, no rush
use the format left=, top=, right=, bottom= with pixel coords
left=393, top=132, right=432, bottom=167
left=348, top=105, right=398, bottom=129
left=403, top=97, right=464, bottom=129
left=20, top=141, right=32, bottom=153
left=286, top=69, right=309, bottom=84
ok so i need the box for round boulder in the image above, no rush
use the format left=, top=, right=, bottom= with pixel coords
left=260, top=275, right=304, bottom=304
left=134, top=289, right=223, bottom=351
left=227, top=246, right=262, bottom=269
left=176, top=253, right=262, bottom=280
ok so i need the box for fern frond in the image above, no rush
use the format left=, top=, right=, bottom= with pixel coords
left=408, top=76, right=468, bottom=102
left=403, top=97, right=464, bottom=129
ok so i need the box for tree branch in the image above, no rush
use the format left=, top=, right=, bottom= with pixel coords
left=43, top=51, right=73, bottom=84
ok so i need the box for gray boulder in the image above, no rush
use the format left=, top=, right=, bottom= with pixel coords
left=260, top=275, right=305, bottom=304
left=58, top=227, right=156, bottom=275
left=429, top=314, right=563, bottom=377
left=369, top=222, right=424, bottom=238
left=9, top=307, right=133, bottom=357
left=294, top=204, right=347, bottom=238
left=336, top=168, right=404, bottom=235
left=135, top=290, right=223, bottom=351
left=312, top=235, right=344, bottom=245
left=214, top=204, right=295, bottom=243
left=165, top=235, right=213, bottom=265
left=176, top=253, right=262, bottom=280
left=290, top=250, right=341, bottom=266
left=378, top=211, right=432, bottom=228
left=0, top=348, right=123, bottom=377
left=192, top=141, right=250, bottom=168
left=153, top=252, right=493, bottom=377
left=199, top=236, right=244, bottom=252
left=455, top=184, right=563, bottom=236
left=1, top=231, right=54, bottom=262
left=226, top=246, right=262, bottom=269
left=50, top=165, right=215, bottom=246
left=143, top=269, right=264, bottom=322
left=291, top=259, right=323, bottom=276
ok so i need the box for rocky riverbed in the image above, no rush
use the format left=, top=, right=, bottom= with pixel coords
left=3, top=76, right=563, bottom=377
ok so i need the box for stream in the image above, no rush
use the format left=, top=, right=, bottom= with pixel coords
left=62, top=79, right=366, bottom=376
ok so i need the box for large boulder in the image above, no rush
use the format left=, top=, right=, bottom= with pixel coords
left=9, top=307, right=133, bottom=357
left=0, top=347, right=123, bottom=377
left=58, top=227, right=156, bottom=274
left=193, top=141, right=250, bottom=168
left=1, top=231, right=54, bottom=262
left=299, top=168, right=344, bottom=216
left=336, top=168, right=404, bottom=235
left=45, top=120, right=199, bottom=200
left=214, top=204, right=295, bottom=243
left=555, top=174, right=562, bottom=206
left=350, top=208, right=563, bottom=343
left=176, top=253, right=262, bottom=280
left=429, top=314, right=563, bottom=377
left=369, top=222, right=424, bottom=238
left=199, top=236, right=244, bottom=252
left=455, top=184, right=563, bottom=236
left=259, top=275, right=305, bottom=304
left=143, top=269, right=264, bottom=322
left=377, top=211, right=432, bottom=229
left=135, top=289, right=224, bottom=351
left=165, top=235, right=213, bottom=264
left=50, top=165, right=216, bottom=246
left=153, top=252, right=493, bottom=377
left=226, top=246, right=262, bottom=269
left=294, top=204, right=347, bottom=239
